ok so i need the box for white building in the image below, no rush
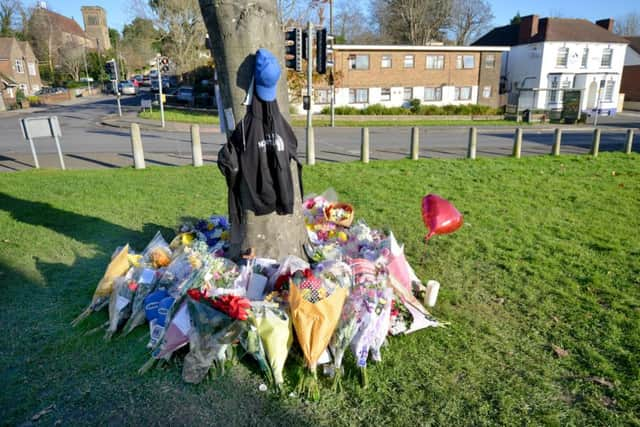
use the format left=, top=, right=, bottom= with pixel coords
left=474, top=15, right=628, bottom=116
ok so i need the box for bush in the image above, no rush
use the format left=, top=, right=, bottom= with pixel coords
left=320, top=103, right=502, bottom=116
left=15, top=89, right=25, bottom=103
left=27, top=96, right=41, bottom=105
left=65, top=81, right=88, bottom=89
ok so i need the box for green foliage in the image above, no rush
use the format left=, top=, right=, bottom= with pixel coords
left=321, top=103, right=502, bottom=116
left=15, top=88, right=25, bottom=103
left=0, top=154, right=638, bottom=425
left=65, top=81, right=88, bottom=89
left=138, top=108, right=219, bottom=124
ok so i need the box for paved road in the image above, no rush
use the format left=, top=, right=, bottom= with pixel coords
left=1, top=94, right=639, bottom=171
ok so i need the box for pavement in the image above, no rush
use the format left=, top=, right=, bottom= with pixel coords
left=1, top=95, right=639, bottom=172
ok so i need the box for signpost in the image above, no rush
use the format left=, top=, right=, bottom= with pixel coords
left=20, top=116, right=65, bottom=170
left=156, top=55, right=168, bottom=128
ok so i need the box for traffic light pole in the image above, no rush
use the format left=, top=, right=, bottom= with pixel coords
left=329, top=0, right=335, bottom=128
left=306, top=21, right=315, bottom=165
left=113, top=60, right=122, bottom=117
left=157, top=56, right=165, bottom=128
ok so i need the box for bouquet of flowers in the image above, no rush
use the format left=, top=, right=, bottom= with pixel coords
left=251, top=302, right=293, bottom=391
left=289, top=268, right=347, bottom=400
left=122, top=266, right=159, bottom=335
left=72, top=244, right=131, bottom=326
left=181, top=289, right=249, bottom=383
left=142, top=232, right=172, bottom=269
left=104, top=269, right=136, bottom=340
left=324, top=202, right=354, bottom=228
left=194, top=215, right=230, bottom=254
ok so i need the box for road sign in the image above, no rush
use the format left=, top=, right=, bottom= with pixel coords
left=20, top=116, right=65, bottom=169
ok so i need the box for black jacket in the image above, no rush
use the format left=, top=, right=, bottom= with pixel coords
left=218, top=94, right=302, bottom=225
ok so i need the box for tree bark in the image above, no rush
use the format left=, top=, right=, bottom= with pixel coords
left=198, top=0, right=308, bottom=261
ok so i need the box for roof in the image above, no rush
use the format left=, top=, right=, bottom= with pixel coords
left=35, top=8, right=87, bottom=38
left=334, top=44, right=510, bottom=52
left=0, top=37, right=17, bottom=59
left=626, top=37, right=640, bottom=54
left=473, top=17, right=628, bottom=46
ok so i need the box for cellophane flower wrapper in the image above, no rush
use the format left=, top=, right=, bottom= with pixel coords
left=267, top=255, right=310, bottom=293
left=122, top=266, right=159, bottom=335
left=142, top=231, right=172, bottom=269
left=289, top=269, right=348, bottom=399
left=202, top=257, right=241, bottom=297
left=194, top=215, right=230, bottom=254
left=156, top=252, right=193, bottom=295
left=240, top=319, right=272, bottom=386
left=104, top=269, right=136, bottom=340
left=72, top=244, right=130, bottom=326
left=253, top=302, right=293, bottom=388
left=182, top=296, right=244, bottom=384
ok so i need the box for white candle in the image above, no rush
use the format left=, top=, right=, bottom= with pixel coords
left=425, top=280, right=440, bottom=307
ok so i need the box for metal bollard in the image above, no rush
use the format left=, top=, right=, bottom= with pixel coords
left=410, top=127, right=419, bottom=160
left=361, top=127, right=370, bottom=163
left=552, top=128, right=562, bottom=156
left=130, top=123, right=145, bottom=169
left=624, top=129, right=634, bottom=154
left=591, top=128, right=601, bottom=157
left=190, top=124, right=203, bottom=167
left=512, top=128, right=522, bottom=158
left=467, top=127, right=477, bottom=159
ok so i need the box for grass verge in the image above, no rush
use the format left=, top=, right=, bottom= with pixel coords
left=138, top=107, right=219, bottom=125
left=290, top=119, right=522, bottom=127
left=0, top=154, right=638, bottom=425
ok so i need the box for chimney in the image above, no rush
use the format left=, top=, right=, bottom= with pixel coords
left=518, top=15, right=539, bottom=43
left=595, top=18, right=614, bottom=32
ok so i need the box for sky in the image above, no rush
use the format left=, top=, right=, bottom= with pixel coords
left=42, top=0, right=639, bottom=34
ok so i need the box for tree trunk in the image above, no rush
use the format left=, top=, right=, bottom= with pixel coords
left=198, top=0, right=308, bottom=261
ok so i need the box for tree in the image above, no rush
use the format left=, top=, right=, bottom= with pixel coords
left=333, top=0, right=380, bottom=44
left=150, top=0, right=209, bottom=77
left=614, top=12, right=640, bottom=36
left=121, top=17, right=161, bottom=73
left=109, top=28, right=120, bottom=49
left=510, top=12, right=521, bottom=25
left=373, top=0, right=451, bottom=45
left=57, top=43, right=84, bottom=81
left=449, top=0, right=493, bottom=45
left=0, top=0, right=21, bottom=36
left=198, top=0, right=308, bottom=260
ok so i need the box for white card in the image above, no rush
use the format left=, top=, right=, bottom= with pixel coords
left=246, top=274, right=268, bottom=301
left=318, top=348, right=332, bottom=365
left=172, top=304, right=191, bottom=335
left=115, top=295, right=130, bottom=311
left=139, top=268, right=155, bottom=285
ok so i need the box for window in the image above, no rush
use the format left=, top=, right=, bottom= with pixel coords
left=581, top=48, right=589, bottom=68
left=455, top=87, right=471, bottom=100
left=349, top=88, right=369, bottom=103
left=424, top=87, right=442, bottom=101
left=556, top=47, right=569, bottom=67
left=381, top=55, right=392, bottom=69
left=482, top=86, right=492, bottom=98
left=601, top=48, right=613, bottom=68
left=380, top=88, right=391, bottom=101
left=485, top=54, right=495, bottom=69
left=403, top=55, right=414, bottom=68
left=549, top=78, right=560, bottom=103
left=15, top=59, right=23, bottom=73
left=315, top=89, right=330, bottom=104
left=603, top=80, right=615, bottom=102
left=87, top=15, right=98, bottom=25
left=403, top=87, right=413, bottom=101
left=456, top=55, right=474, bottom=69
left=426, top=55, right=444, bottom=69
left=28, top=62, right=36, bottom=76
left=348, top=54, right=369, bottom=70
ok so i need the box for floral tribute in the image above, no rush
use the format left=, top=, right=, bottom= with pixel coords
left=73, top=190, right=445, bottom=399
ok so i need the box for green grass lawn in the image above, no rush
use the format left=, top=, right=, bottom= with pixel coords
left=1, top=154, right=639, bottom=425
left=138, top=107, right=220, bottom=125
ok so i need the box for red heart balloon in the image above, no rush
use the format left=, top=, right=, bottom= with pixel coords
left=421, top=194, right=463, bottom=241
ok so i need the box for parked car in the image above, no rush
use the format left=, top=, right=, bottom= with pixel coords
left=176, top=86, right=194, bottom=104
left=133, top=74, right=143, bottom=83
left=118, top=81, right=138, bottom=95
left=151, top=77, right=171, bottom=92
left=36, top=87, right=66, bottom=96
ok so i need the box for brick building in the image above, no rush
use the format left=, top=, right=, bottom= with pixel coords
left=0, top=37, right=42, bottom=105
left=307, top=44, right=509, bottom=113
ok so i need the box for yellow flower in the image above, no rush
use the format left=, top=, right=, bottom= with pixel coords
left=220, top=231, right=230, bottom=240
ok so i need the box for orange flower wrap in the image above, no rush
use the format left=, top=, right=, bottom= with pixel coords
left=289, top=284, right=347, bottom=369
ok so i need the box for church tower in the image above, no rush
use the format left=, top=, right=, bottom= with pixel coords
left=81, top=6, right=111, bottom=51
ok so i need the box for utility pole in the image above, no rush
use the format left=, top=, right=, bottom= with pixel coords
left=329, top=0, right=335, bottom=127
left=157, top=55, right=165, bottom=128
left=306, top=21, right=315, bottom=165
left=111, top=59, right=122, bottom=117
left=82, top=45, right=91, bottom=95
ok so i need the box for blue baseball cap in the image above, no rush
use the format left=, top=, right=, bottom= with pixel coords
left=255, top=48, right=280, bottom=102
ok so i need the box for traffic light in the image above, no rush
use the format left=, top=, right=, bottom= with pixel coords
left=160, top=56, right=170, bottom=73
left=302, top=30, right=308, bottom=60
left=315, top=28, right=333, bottom=75
left=284, top=28, right=302, bottom=72
left=105, top=59, right=117, bottom=80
